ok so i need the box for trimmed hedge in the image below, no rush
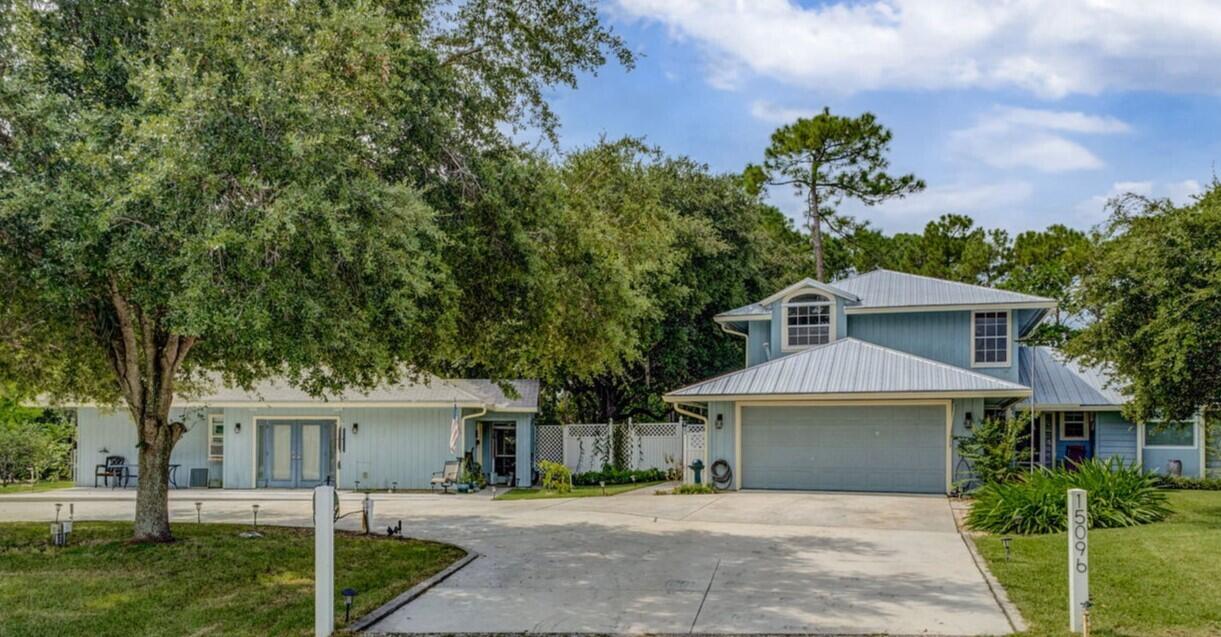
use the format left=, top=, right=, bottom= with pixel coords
left=967, top=458, right=1169, bottom=535
left=572, top=466, right=666, bottom=486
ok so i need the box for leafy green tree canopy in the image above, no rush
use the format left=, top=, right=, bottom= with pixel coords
left=1068, top=186, right=1221, bottom=423
left=744, top=108, right=924, bottom=281
left=0, top=0, right=632, bottom=541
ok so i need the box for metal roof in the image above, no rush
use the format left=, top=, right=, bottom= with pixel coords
left=831, top=269, right=1055, bottom=310
left=666, top=338, right=1030, bottom=399
left=1019, top=347, right=1125, bottom=407
left=180, top=375, right=539, bottom=410
left=715, top=301, right=769, bottom=320
left=717, top=269, right=1055, bottom=321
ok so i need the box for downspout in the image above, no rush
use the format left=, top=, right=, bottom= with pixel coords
left=717, top=321, right=750, bottom=367
left=461, top=404, right=488, bottom=462
left=673, top=402, right=708, bottom=424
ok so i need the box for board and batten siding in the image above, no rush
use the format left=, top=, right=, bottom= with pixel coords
left=847, top=310, right=1019, bottom=384
left=1095, top=411, right=1138, bottom=465
left=705, top=401, right=736, bottom=481
left=746, top=321, right=769, bottom=367
left=75, top=406, right=212, bottom=487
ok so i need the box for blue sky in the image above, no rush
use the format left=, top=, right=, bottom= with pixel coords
left=539, top=0, right=1221, bottom=235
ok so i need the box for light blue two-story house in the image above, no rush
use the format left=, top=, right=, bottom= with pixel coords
left=665, top=269, right=1210, bottom=494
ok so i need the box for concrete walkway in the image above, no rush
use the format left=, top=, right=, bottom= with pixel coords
left=0, top=487, right=1012, bottom=635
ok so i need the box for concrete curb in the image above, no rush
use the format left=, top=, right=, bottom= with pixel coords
left=349, top=548, right=479, bottom=634
left=948, top=498, right=1028, bottom=634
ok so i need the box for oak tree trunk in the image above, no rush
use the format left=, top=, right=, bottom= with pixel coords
left=105, top=280, right=195, bottom=543
left=132, top=417, right=179, bottom=542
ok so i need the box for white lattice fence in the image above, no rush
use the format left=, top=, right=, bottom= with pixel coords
left=627, top=422, right=682, bottom=472
left=683, top=422, right=706, bottom=484
left=536, top=421, right=685, bottom=475
left=563, top=423, right=611, bottom=474
left=535, top=425, right=564, bottom=466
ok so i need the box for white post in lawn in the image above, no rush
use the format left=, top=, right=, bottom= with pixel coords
left=1067, top=488, right=1089, bottom=633
left=315, top=485, right=335, bottom=637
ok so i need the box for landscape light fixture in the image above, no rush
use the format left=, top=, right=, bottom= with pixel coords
left=195, top=501, right=203, bottom=524
left=600, top=480, right=606, bottom=496
left=251, top=504, right=260, bottom=529
left=54, top=503, right=62, bottom=522
left=341, top=588, right=357, bottom=622
left=1001, top=536, right=1013, bottom=561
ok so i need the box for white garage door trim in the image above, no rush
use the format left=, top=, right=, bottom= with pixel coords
left=733, top=399, right=953, bottom=493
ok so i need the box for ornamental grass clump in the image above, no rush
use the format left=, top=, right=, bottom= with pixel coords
left=967, top=457, right=1169, bottom=535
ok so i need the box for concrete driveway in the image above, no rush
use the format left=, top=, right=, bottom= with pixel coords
left=0, top=487, right=1013, bottom=635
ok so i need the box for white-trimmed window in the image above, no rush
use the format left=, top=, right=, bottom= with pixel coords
left=1061, top=412, right=1088, bottom=440
left=208, top=415, right=224, bottom=460
left=972, top=310, right=1010, bottom=367
left=782, top=293, right=832, bottom=350
left=1144, top=420, right=1196, bottom=448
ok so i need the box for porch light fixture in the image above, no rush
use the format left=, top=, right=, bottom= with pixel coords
left=234, top=422, right=241, bottom=434
left=715, top=413, right=724, bottom=430
left=964, top=412, right=974, bottom=430
left=352, top=422, right=359, bottom=434
left=341, top=588, right=357, bottom=623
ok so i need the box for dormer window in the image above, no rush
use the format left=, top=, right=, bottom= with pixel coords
left=972, top=310, right=1010, bottom=367
left=783, top=293, right=833, bottom=351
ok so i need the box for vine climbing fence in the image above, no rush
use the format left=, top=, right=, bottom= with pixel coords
left=534, top=420, right=704, bottom=480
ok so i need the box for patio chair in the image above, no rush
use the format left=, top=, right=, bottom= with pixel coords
left=431, top=460, right=460, bottom=494
left=94, top=455, right=125, bottom=488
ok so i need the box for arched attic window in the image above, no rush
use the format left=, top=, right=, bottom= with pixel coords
left=782, top=292, right=833, bottom=351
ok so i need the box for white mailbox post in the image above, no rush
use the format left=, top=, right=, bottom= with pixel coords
left=315, top=486, right=335, bottom=637
left=1068, top=488, right=1089, bottom=633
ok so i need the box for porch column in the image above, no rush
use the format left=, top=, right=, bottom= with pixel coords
left=515, top=415, right=533, bottom=487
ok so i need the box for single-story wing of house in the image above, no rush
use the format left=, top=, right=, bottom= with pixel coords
left=70, top=376, right=538, bottom=489
left=665, top=269, right=1214, bottom=494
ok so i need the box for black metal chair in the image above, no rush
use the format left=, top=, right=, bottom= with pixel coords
left=94, top=455, right=125, bottom=487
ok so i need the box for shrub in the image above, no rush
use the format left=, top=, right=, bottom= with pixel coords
left=537, top=460, right=572, bottom=493
left=0, top=406, right=73, bottom=485
left=1157, top=475, right=1221, bottom=490
left=967, top=457, right=1169, bottom=534
left=658, top=483, right=716, bottom=495
left=572, top=465, right=666, bottom=486
left=955, top=415, right=1028, bottom=491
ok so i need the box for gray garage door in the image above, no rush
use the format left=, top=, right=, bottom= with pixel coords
left=741, top=405, right=946, bottom=493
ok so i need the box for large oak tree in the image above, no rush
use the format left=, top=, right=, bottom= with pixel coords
left=0, top=0, right=639, bottom=541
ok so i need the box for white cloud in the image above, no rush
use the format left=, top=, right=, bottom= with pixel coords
left=749, top=100, right=818, bottom=124
left=950, top=106, right=1128, bottom=173
left=616, top=0, right=1221, bottom=97
left=1074, top=180, right=1203, bottom=222
left=1166, top=179, right=1203, bottom=203
left=816, top=180, right=1037, bottom=233
left=872, top=180, right=1033, bottom=219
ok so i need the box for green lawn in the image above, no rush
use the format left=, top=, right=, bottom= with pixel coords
left=0, top=480, right=74, bottom=494
left=974, top=491, right=1221, bottom=636
left=0, top=521, right=465, bottom=637
left=495, top=480, right=664, bottom=500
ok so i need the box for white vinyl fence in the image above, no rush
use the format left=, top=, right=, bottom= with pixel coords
left=535, top=420, right=704, bottom=480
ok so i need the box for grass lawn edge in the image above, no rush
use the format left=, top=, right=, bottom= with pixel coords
left=494, top=480, right=665, bottom=500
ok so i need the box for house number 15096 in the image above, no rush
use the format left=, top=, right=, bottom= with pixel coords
left=1068, top=489, right=1089, bottom=633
